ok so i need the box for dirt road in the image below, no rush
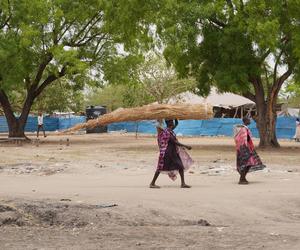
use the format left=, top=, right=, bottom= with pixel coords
left=0, top=133, right=299, bottom=249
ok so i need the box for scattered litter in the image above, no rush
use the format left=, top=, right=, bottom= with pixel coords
left=0, top=163, right=67, bottom=176
left=60, top=199, right=72, bottom=202
left=197, top=219, right=210, bottom=226
left=270, top=232, right=280, bottom=236
left=95, top=164, right=108, bottom=168
left=95, top=204, right=118, bottom=209
left=287, top=169, right=298, bottom=173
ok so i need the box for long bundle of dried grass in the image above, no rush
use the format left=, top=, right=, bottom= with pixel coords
left=61, top=103, right=213, bottom=134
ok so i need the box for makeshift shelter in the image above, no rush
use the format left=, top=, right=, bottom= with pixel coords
left=278, top=106, right=300, bottom=117
left=167, top=88, right=255, bottom=118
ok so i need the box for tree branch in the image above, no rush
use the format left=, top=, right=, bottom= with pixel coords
left=92, top=35, right=109, bottom=57
left=65, top=33, right=105, bottom=47
left=34, top=66, right=67, bottom=98
left=271, top=67, right=293, bottom=99
left=226, top=0, right=234, bottom=13
left=260, top=49, right=271, bottom=63
left=239, top=0, right=244, bottom=10
left=69, top=12, right=103, bottom=45
left=263, top=64, right=271, bottom=91
left=32, top=53, right=53, bottom=87
left=0, top=89, right=15, bottom=121
left=0, top=0, right=12, bottom=29
left=57, top=19, right=77, bottom=42
left=249, top=75, right=265, bottom=102
left=273, top=49, right=284, bottom=85
left=242, top=91, right=256, bottom=102
left=208, top=18, right=226, bottom=29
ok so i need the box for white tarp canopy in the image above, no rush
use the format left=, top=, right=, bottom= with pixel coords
left=278, top=108, right=300, bottom=117
left=167, top=88, right=255, bottom=109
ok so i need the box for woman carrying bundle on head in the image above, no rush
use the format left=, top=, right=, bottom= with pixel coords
left=150, top=119, right=194, bottom=188
left=233, top=117, right=266, bottom=184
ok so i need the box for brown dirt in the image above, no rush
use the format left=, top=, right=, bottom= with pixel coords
left=0, top=133, right=300, bottom=249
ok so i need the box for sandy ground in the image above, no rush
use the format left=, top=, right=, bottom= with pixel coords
left=0, top=133, right=300, bottom=250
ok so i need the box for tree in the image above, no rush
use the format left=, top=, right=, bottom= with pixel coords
left=136, top=54, right=196, bottom=103
left=85, top=85, right=129, bottom=112
left=33, top=79, right=85, bottom=114
left=0, top=0, right=155, bottom=138
left=86, top=54, right=195, bottom=110
left=280, top=81, right=300, bottom=109
left=155, top=0, right=300, bottom=147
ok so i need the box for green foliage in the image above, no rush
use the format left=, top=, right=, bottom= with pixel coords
left=156, top=0, right=300, bottom=95
left=85, top=54, right=196, bottom=110
left=85, top=85, right=128, bottom=111
left=85, top=83, right=155, bottom=111
left=280, top=81, right=300, bottom=108
left=0, top=0, right=157, bottom=117
left=32, top=80, right=85, bottom=113
left=136, top=54, right=196, bottom=103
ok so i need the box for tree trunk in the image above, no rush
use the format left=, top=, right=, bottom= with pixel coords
left=6, top=116, right=27, bottom=138
left=255, top=100, right=279, bottom=148
left=252, top=77, right=280, bottom=148
left=0, top=90, right=33, bottom=139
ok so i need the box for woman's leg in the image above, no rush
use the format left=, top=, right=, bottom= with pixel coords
left=179, top=169, right=191, bottom=188
left=239, top=167, right=249, bottom=184
left=150, top=171, right=160, bottom=188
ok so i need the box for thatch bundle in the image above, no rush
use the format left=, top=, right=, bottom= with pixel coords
left=61, top=103, right=213, bottom=134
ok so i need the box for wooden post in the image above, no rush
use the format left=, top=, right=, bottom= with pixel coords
left=241, top=106, right=244, bottom=119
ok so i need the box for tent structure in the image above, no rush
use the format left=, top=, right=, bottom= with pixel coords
left=166, top=88, right=255, bottom=118
left=278, top=107, right=300, bottom=117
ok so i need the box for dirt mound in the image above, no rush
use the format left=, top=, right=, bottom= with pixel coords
left=0, top=200, right=212, bottom=230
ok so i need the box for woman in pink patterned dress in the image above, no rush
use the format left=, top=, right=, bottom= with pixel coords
left=150, top=119, right=193, bottom=188
left=234, top=117, right=266, bottom=184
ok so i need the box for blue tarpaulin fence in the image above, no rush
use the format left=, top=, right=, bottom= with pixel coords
left=108, top=117, right=297, bottom=139
left=0, top=115, right=297, bottom=139
left=0, top=116, right=85, bottom=133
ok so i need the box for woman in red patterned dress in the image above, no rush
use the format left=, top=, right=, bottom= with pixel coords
left=234, top=117, right=266, bottom=184
left=150, top=119, right=193, bottom=188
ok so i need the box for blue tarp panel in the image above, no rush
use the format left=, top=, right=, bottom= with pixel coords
left=108, top=117, right=298, bottom=139
left=0, top=116, right=9, bottom=133
left=0, top=116, right=81, bottom=132
left=24, top=117, right=59, bottom=132
left=0, top=115, right=298, bottom=139
left=58, top=117, right=86, bottom=130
